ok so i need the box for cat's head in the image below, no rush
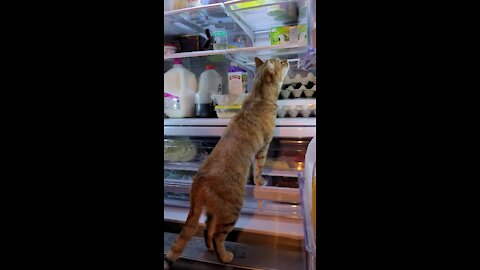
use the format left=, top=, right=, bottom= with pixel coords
left=254, top=58, right=290, bottom=86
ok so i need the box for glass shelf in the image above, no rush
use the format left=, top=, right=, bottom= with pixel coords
left=164, top=0, right=308, bottom=62
left=164, top=1, right=245, bottom=38
left=228, top=0, right=307, bottom=33
left=164, top=1, right=306, bottom=38
left=164, top=178, right=302, bottom=219
left=164, top=43, right=307, bottom=60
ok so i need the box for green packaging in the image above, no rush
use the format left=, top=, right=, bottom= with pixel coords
left=270, top=26, right=291, bottom=45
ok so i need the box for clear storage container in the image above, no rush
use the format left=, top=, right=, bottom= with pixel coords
left=214, top=105, right=241, bottom=118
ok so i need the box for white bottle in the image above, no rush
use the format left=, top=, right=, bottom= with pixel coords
left=164, top=59, right=197, bottom=118
left=228, top=62, right=247, bottom=94
left=196, top=65, right=222, bottom=118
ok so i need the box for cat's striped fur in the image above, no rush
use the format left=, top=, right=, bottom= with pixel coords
left=164, top=58, right=289, bottom=269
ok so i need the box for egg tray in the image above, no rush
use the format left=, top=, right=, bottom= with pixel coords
left=277, top=105, right=316, bottom=118
left=279, top=84, right=317, bottom=99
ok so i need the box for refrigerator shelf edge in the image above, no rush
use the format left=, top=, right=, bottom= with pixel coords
left=164, top=117, right=316, bottom=127
left=164, top=178, right=301, bottom=204
left=165, top=126, right=315, bottom=138
left=164, top=161, right=300, bottom=178
left=164, top=206, right=304, bottom=240
left=164, top=43, right=307, bottom=60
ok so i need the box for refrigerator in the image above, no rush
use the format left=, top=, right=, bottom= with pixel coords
left=164, top=1, right=316, bottom=269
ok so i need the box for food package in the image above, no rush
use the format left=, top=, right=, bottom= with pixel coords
left=270, top=26, right=291, bottom=45
left=164, top=138, right=198, bottom=162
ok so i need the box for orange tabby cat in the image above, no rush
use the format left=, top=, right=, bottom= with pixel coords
left=164, top=58, right=289, bottom=269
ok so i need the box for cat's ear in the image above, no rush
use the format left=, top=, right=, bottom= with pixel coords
left=255, top=57, right=263, bottom=71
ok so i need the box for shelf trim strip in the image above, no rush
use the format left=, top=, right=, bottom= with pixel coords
left=164, top=43, right=307, bottom=60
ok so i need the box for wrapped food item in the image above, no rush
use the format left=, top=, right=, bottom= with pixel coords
left=164, top=138, right=198, bottom=162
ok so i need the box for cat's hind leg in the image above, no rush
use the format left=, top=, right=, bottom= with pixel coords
left=254, top=142, right=271, bottom=186
left=204, top=211, right=216, bottom=252
left=213, top=212, right=241, bottom=263
left=212, top=221, right=237, bottom=263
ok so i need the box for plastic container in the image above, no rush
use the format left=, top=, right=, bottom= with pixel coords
left=196, top=65, right=222, bottom=118
left=212, top=31, right=228, bottom=50
left=164, top=43, right=177, bottom=56
left=164, top=59, right=197, bottom=118
left=230, top=35, right=247, bottom=48
left=227, top=63, right=248, bottom=94
left=214, top=105, right=241, bottom=118
left=164, top=138, right=198, bottom=162
left=211, top=93, right=248, bottom=107
left=178, top=35, right=206, bottom=52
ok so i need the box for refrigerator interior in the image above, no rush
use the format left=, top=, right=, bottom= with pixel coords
left=164, top=1, right=316, bottom=269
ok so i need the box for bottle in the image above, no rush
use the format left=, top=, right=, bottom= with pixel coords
left=164, top=59, right=197, bottom=118
left=196, top=65, right=222, bottom=118
left=227, top=62, right=248, bottom=94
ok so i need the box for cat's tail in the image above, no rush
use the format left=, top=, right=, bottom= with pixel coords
left=164, top=190, right=204, bottom=269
